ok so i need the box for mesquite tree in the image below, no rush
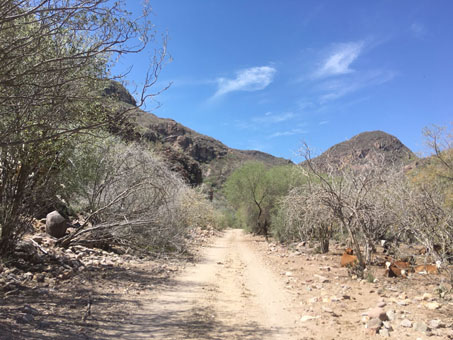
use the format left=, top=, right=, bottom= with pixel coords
left=300, top=144, right=395, bottom=268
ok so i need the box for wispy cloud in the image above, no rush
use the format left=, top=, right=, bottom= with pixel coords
left=269, top=128, right=308, bottom=138
left=213, top=66, right=276, bottom=98
left=314, top=41, right=364, bottom=78
left=252, top=112, right=295, bottom=124
left=318, top=69, right=395, bottom=103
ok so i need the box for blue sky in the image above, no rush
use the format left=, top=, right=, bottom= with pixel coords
left=119, top=1, right=453, bottom=162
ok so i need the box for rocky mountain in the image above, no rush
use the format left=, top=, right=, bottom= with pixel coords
left=104, top=82, right=291, bottom=188
left=303, top=130, right=416, bottom=172
left=134, top=111, right=291, bottom=189
left=105, top=82, right=416, bottom=187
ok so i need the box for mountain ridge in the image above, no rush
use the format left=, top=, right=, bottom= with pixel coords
left=302, top=130, right=416, bottom=172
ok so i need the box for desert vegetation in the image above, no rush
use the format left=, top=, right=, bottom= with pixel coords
left=224, top=125, right=453, bottom=282
left=0, top=0, right=216, bottom=258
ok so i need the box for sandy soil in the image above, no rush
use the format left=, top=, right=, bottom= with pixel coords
left=99, top=228, right=303, bottom=339
left=1, top=228, right=452, bottom=339
left=93, top=228, right=453, bottom=340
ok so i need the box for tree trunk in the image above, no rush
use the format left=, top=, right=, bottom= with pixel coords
left=320, top=237, right=329, bottom=253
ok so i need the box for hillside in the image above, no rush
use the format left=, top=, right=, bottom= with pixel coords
left=105, top=82, right=291, bottom=188
left=303, top=130, right=416, bottom=172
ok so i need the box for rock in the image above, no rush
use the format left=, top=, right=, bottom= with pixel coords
left=429, top=319, right=444, bottom=329
left=314, top=274, right=329, bottom=283
left=322, top=306, right=337, bottom=316
left=377, top=301, right=386, bottom=308
left=397, top=299, right=410, bottom=306
left=45, top=211, right=68, bottom=238
left=16, top=313, right=34, bottom=324
left=398, top=292, right=407, bottom=299
left=22, top=305, right=40, bottom=316
left=382, top=321, right=393, bottom=330
left=400, top=319, right=412, bottom=328
left=366, top=318, right=382, bottom=332
left=285, top=271, right=293, bottom=277
left=367, top=307, right=389, bottom=321
left=23, top=272, right=34, bottom=280
left=57, top=270, right=72, bottom=280
left=379, top=328, right=390, bottom=337
left=300, top=315, right=319, bottom=322
left=422, top=293, right=433, bottom=301
left=386, top=310, right=396, bottom=321
left=425, top=302, right=440, bottom=310
left=413, top=322, right=429, bottom=333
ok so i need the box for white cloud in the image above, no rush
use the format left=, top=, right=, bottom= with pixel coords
left=314, top=41, right=364, bottom=78
left=252, top=112, right=295, bottom=124
left=269, top=128, right=308, bottom=138
left=213, top=66, right=276, bottom=97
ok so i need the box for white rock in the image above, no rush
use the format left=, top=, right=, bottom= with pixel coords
left=425, top=302, right=440, bottom=310
left=382, top=321, right=392, bottom=330
left=429, top=319, right=444, bottom=329
left=379, top=328, right=390, bottom=337
left=300, top=315, right=320, bottom=322
left=400, top=319, right=412, bottom=328
left=314, top=274, right=329, bottom=283
left=397, top=299, right=410, bottom=306
left=386, top=310, right=396, bottom=321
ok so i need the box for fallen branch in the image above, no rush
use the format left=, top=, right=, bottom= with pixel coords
left=31, top=239, right=48, bottom=255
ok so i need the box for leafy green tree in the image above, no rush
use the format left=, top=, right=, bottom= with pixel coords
left=224, top=162, right=303, bottom=238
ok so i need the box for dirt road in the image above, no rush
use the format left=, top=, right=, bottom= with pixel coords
left=112, top=229, right=303, bottom=340
left=3, top=228, right=451, bottom=339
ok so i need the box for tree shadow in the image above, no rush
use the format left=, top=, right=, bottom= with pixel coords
left=0, top=262, right=280, bottom=340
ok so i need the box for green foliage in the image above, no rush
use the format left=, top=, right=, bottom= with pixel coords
left=223, top=162, right=305, bottom=236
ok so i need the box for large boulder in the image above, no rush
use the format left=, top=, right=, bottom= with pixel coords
left=45, top=211, right=68, bottom=238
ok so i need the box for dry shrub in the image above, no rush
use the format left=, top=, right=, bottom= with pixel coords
left=179, top=188, right=218, bottom=230
left=58, top=137, right=206, bottom=254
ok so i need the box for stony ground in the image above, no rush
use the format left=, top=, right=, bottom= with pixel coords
left=1, top=228, right=452, bottom=339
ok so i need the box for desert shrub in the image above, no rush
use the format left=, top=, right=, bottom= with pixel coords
left=389, top=173, right=453, bottom=263
left=57, top=138, right=199, bottom=254
left=273, top=183, right=336, bottom=253
left=179, top=187, right=218, bottom=230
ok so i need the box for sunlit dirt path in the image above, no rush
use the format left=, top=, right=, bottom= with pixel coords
left=106, top=229, right=304, bottom=340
